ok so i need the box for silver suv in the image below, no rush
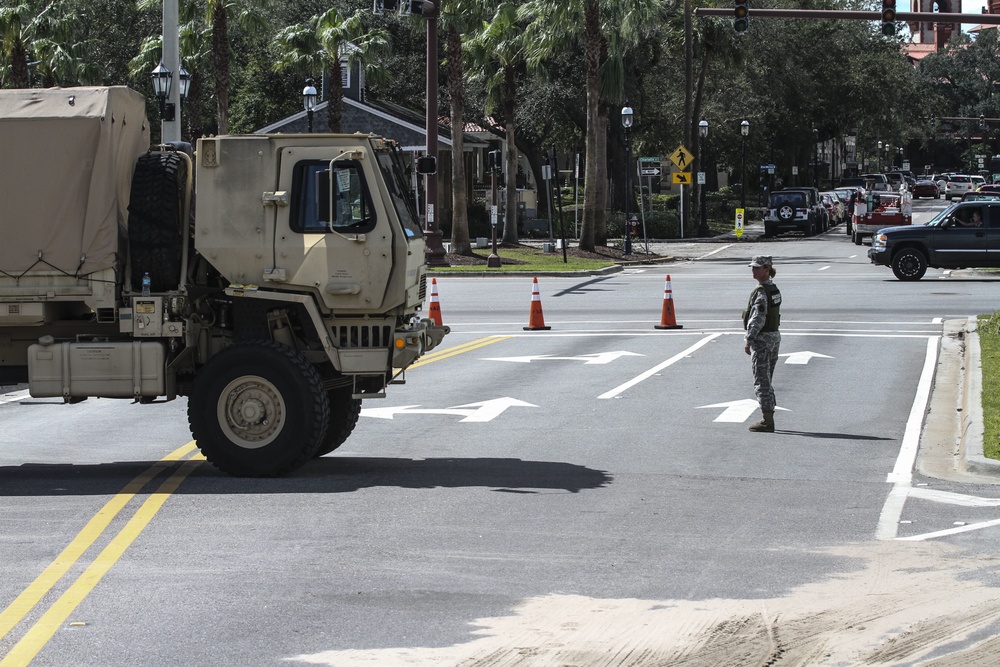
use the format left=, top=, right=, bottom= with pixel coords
left=944, top=174, right=974, bottom=200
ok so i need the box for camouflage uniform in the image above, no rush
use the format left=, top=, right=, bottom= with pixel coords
left=743, top=269, right=781, bottom=416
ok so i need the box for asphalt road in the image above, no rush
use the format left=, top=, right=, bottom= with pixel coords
left=4, top=199, right=1000, bottom=665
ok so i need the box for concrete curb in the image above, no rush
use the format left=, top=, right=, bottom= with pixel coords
left=961, top=316, right=998, bottom=474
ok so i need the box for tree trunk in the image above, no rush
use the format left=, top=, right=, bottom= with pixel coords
left=326, top=56, right=344, bottom=133
left=501, top=65, right=519, bottom=245
left=212, top=2, right=230, bottom=135
left=579, top=0, right=602, bottom=252
left=446, top=25, right=471, bottom=255
left=595, top=103, right=608, bottom=246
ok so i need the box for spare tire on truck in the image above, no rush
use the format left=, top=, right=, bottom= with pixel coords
left=127, top=152, right=186, bottom=292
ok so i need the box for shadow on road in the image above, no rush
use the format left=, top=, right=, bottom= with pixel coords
left=773, top=430, right=895, bottom=441
left=0, top=456, right=613, bottom=496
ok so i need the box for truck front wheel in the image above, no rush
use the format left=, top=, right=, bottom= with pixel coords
left=315, top=387, right=361, bottom=457
left=188, top=341, right=330, bottom=476
left=891, top=248, right=927, bottom=281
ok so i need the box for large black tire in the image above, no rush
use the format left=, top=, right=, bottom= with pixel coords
left=128, top=152, right=186, bottom=292
left=315, top=387, right=362, bottom=457
left=188, top=341, right=330, bottom=476
left=891, top=248, right=928, bottom=281
left=853, top=230, right=862, bottom=245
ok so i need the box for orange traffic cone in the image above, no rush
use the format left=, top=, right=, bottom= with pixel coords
left=654, top=274, right=683, bottom=330
left=428, top=278, right=443, bottom=326
left=523, top=276, right=551, bottom=331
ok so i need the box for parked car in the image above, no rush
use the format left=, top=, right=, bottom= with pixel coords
left=861, top=173, right=892, bottom=192
left=869, top=200, right=998, bottom=280
left=819, top=191, right=845, bottom=225
left=961, top=191, right=1000, bottom=202
left=978, top=184, right=1000, bottom=194
left=911, top=179, right=940, bottom=199
left=763, top=188, right=826, bottom=237
left=884, top=172, right=904, bottom=189
left=944, top=174, right=974, bottom=200
left=970, top=175, right=987, bottom=190
left=853, top=191, right=911, bottom=245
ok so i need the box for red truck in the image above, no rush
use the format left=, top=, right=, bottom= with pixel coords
left=852, top=191, right=912, bottom=245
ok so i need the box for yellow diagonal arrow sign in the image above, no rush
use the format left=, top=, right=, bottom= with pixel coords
left=672, top=171, right=692, bottom=185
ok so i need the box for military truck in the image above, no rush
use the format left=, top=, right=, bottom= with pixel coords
left=0, top=86, right=449, bottom=476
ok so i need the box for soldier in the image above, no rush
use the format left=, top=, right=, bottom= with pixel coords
left=743, top=255, right=781, bottom=432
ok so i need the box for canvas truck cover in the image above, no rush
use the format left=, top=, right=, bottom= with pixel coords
left=0, top=86, right=150, bottom=277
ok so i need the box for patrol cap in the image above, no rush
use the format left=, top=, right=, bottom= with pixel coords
left=749, top=255, right=772, bottom=268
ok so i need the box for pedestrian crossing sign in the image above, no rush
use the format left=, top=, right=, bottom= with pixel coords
left=670, top=145, right=694, bottom=170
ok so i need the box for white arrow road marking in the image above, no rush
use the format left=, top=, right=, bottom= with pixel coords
left=695, top=399, right=790, bottom=423
left=779, top=351, right=834, bottom=365
left=483, top=351, right=644, bottom=365
left=360, top=397, right=538, bottom=422
left=907, top=487, right=1000, bottom=507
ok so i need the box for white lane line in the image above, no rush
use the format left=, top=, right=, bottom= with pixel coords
left=597, top=333, right=722, bottom=399
left=696, top=244, right=733, bottom=260
left=875, top=335, right=940, bottom=541
left=818, top=265, right=831, bottom=271
left=886, top=335, right=939, bottom=485
left=897, top=517, right=1000, bottom=542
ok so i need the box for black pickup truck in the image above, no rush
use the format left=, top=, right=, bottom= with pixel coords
left=868, top=200, right=999, bottom=280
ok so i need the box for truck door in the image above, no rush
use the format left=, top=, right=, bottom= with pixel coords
left=937, top=204, right=988, bottom=265
left=987, top=204, right=1000, bottom=267
left=277, top=146, right=394, bottom=313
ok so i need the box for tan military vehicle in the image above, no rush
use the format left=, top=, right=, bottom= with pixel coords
left=0, top=86, right=449, bottom=476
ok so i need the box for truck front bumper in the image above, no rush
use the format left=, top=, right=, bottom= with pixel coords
left=868, top=247, right=890, bottom=266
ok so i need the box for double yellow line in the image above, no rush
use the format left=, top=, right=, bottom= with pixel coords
left=0, top=443, right=204, bottom=667
left=408, top=335, right=511, bottom=369
left=1, top=336, right=503, bottom=665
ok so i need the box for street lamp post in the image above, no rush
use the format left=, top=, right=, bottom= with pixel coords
left=622, top=102, right=634, bottom=255
left=812, top=128, right=819, bottom=189
left=303, top=78, right=317, bottom=133
left=740, top=120, right=750, bottom=212
left=151, top=61, right=174, bottom=122
left=877, top=140, right=883, bottom=172
left=698, top=120, right=709, bottom=237
left=150, top=62, right=190, bottom=132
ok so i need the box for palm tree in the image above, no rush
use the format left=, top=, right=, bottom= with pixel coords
left=271, top=8, right=388, bottom=133
left=521, top=0, right=661, bottom=251
left=1, top=1, right=91, bottom=88
left=466, top=1, right=525, bottom=246
left=440, top=0, right=485, bottom=256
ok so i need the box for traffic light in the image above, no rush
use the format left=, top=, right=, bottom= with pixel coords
left=881, top=0, right=896, bottom=36
left=487, top=149, right=502, bottom=174
left=734, top=0, right=749, bottom=33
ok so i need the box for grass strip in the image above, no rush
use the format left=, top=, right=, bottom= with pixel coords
left=979, top=313, right=1000, bottom=459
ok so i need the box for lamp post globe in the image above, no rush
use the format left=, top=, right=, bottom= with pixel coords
left=622, top=102, right=634, bottom=254
left=698, top=120, right=709, bottom=237
left=303, top=78, right=318, bottom=133
left=150, top=61, right=174, bottom=121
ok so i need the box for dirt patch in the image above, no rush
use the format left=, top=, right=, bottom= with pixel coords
left=443, top=244, right=658, bottom=267
left=291, top=542, right=1000, bottom=666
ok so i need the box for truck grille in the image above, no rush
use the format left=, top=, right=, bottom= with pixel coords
left=336, top=324, right=392, bottom=349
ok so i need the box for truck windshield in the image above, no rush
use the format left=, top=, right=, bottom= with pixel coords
left=375, top=148, right=424, bottom=239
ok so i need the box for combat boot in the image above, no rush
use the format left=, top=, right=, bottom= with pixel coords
left=748, top=410, right=775, bottom=433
